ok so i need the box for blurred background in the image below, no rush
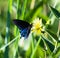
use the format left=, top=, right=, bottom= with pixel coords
left=0, top=0, right=60, bottom=58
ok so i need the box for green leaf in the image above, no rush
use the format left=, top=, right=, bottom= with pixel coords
left=53, top=47, right=60, bottom=58
left=36, top=46, right=45, bottom=58
left=41, top=34, right=55, bottom=52
left=50, top=6, right=60, bottom=18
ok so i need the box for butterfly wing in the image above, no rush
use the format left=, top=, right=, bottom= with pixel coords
left=13, top=19, right=31, bottom=30
left=13, top=19, right=32, bottom=38
left=20, top=26, right=31, bottom=38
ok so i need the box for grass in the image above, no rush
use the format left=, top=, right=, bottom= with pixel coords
left=0, top=0, right=60, bottom=58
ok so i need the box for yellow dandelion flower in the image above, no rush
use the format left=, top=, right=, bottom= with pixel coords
left=31, top=18, right=43, bottom=35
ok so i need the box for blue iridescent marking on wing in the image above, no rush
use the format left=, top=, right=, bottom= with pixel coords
left=20, top=28, right=28, bottom=38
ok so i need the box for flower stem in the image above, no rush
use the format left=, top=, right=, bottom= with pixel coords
left=31, top=36, right=41, bottom=58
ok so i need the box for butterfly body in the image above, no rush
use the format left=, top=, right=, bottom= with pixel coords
left=13, top=19, right=32, bottom=38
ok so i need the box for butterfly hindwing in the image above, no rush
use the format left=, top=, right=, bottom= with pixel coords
left=13, top=19, right=32, bottom=38
left=21, top=28, right=28, bottom=38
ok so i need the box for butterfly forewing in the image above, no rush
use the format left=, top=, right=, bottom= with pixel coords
left=13, top=19, right=32, bottom=38
left=13, top=19, right=31, bottom=30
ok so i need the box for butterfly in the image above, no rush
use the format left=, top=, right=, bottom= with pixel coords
left=13, top=19, right=32, bottom=39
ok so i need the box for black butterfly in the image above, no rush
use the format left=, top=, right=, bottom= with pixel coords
left=13, top=19, right=32, bottom=39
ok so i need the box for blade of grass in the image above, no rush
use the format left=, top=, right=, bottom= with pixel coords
left=31, top=36, right=42, bottom=58
left=49, top=0, right=58, bottom=18
left=24, top=1, right=43, bottom=23
left=0, top=35, right=20, bottom=51
left=13, top=0, right=20, bottom=58
left=31, top=33, right=35, bottom=53
left=50, top=6, right=60, bottom=18
left=20, top=0, right=27, bottom=19
left=45, top=31, right=57, bottom=43
left=16, top=0, right=20, bottom=19
left=41, top=34, right=55, bottom=52
left=4, top=0, right=12, bottom=58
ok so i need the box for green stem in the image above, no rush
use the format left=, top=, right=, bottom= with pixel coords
left=13, top=0, right=20, bottom=58
left=31, top=33, right=35, bottom=51
left=31, top=36, right=41, bottom=58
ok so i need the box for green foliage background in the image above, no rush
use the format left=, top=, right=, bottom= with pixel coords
left=0, top=0, right=60, bottom=58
